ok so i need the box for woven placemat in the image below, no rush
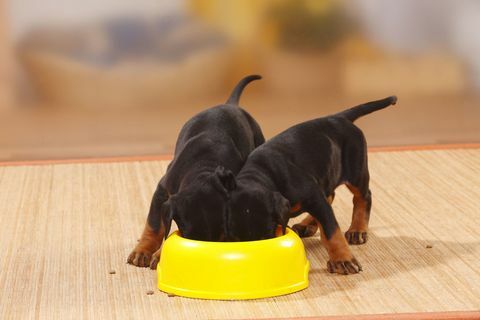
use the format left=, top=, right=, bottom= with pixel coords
left=0, top=149, right=479, bottom=319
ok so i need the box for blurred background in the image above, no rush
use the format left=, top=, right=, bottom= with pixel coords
left=0, top=0, right=479, bottom=161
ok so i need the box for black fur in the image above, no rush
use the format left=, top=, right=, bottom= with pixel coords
left=226, top=96, right=397, bottom=241
left=147, top=75, right=265, bottom=241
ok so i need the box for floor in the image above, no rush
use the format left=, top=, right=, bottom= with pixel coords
left=0, top=147, right=479, bottom=319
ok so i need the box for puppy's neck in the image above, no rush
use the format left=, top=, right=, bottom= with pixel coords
left=178, top=168, right=214, bottom=191
left=237, top=165, right=277, bottom=191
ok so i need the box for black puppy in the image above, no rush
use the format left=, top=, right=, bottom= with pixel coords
left=127, top=75, right=265, bottom=269
left=225, top=96, right=397, bottom=275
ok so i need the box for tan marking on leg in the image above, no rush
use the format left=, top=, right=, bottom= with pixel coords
left=319, top=226, right=353, bottom=261
left=291, top=214, right=319, bottom=238
left=290, top=202, right=302, bottom=213
left=291, top=194, right=333, bottom=238
left=345, top=184, right=369, bottom=244
left=127, top=223, right=165, bottom=268
left=319, top=224, right=362, bottom=274
left=149, top=247, right=162, bottom=270
left=326, top=195, right=334, bottom=205
left=136, top=223, right=164, bottom=253
left=299, top=214, right=317, bottom=226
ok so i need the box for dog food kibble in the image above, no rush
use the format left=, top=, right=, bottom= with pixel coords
left=109, top=270, right=116, bottom=274
left=426, top=244, right=433, bottom=249
left=146, top=290, right=155, bottom=295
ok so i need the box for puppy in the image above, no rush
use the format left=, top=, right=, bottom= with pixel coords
left=127, top=75, right=265, bottom=269
left=226, top=96, right=397, bottom=275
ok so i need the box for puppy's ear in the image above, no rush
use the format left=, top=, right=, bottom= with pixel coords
left=272, top=192, right=290, bottom=235
left=161, top=198, right=174, bottom=240
left=213, top=166, right=237, bottom=196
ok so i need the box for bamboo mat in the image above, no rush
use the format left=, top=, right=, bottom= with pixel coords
left=0, top=148, right=479, bottom=319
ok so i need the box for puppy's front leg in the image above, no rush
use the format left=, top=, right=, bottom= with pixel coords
left=292, top=194, right=334, bottom=237
left=127, top=184, right=168, bottom=269
left=306, top=195, right=362, bottom=275
left=291, top=214, right=318, bottom=238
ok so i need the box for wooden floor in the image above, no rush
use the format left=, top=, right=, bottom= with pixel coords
left=0, top=94, right=479, bottom=162
left=0, top=148, right=479, bottom=319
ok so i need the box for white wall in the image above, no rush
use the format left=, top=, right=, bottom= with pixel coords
left=354, top=0, right=480, bottom=88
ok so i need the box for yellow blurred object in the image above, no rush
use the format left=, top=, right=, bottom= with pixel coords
left=157, top=227, right=310, bottom=300
left=304, top=0, right=333, bottom=14
left=188, top=0, right=272, bottom=43
left=188, top=0, right=278, bottom=80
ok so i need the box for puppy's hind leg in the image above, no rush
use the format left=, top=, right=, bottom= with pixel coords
left=345, top=181, right=371, bottom=245
left=343, top=134, right=371, bottom=245
left=127, top=183, right=168, bottom=269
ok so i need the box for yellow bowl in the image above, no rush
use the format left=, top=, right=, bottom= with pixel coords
left=157, top=228, right=309, bottom=300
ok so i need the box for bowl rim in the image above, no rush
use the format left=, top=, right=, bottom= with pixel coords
left=167, top=227, right=296, bottom=245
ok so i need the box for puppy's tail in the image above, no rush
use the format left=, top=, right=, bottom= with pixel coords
left=226, top=74, right=262, bottom=105
left=336, top=96, right=397, bottom=122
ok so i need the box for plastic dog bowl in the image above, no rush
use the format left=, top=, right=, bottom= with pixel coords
left=157, top=228, right=309, bottom=300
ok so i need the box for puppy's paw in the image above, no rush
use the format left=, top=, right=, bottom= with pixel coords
left=327, top=257, right=362, bottom=275
left=291, top=223, right=318, bottom=238
left=127, top=248, right=152, bottom=268
left=345, top=230, right=368, bottom=245
left=149, top=248, right=162, bottom=270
